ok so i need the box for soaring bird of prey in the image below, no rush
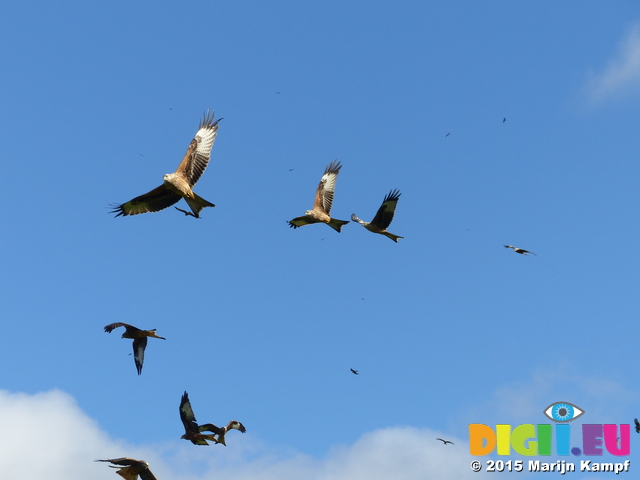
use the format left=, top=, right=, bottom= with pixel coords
left=287, top=160, right=349, bottom=232
left=104, top=323, right=166, bottom=375
left=179, top=391, right=246, bottom=446
left=351, top=189, right=404, bottom=242
left=110, top=110, right=220, bottom=218
left=635, top=418, right=640, bottom=433
left=436, top=438, right=454, bottom=445
left=350, top=368, right=359, bottom=375
left=504, top=245, right=536, bottom=256
left=96, top=458, right=158, bottom=480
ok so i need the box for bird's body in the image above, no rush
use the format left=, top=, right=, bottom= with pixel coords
left=350, top=368, right=359, bottom=375
left=504, top=245, right=536, bottom=256
left=96, top=457, right=158, bottom=480
left=104, top=323, right=165, bottom=375
left=179, top=391, right=246, bottom=446
left=635, top=418, right=640, bottom=433
left=288, top=160, right=349, bottom=232
left=436, top=438, right=454, bottom=445
left=352, top=189, right=403, bottom=242
left=111, top=110, right=220, bottom=218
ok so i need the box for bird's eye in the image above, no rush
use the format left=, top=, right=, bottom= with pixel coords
left=543, top=402, right=584, bottom=422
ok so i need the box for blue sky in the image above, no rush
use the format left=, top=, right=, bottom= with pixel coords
left=2, top=1, right=640, bottom=478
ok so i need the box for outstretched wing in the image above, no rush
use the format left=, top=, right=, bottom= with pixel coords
left=132, top=337, right=148, bottom=375
left=180, top=391, right=200, bottom=434
left=313, top=160, right=341, bottom=214
left=111, top=185, right=182, bottom=217
left=175, top=110, right=221, bottom=187
left=227, top=420, right=246, bottom=433
left=370, top=189, right=401, bottom=230
left=96, top=458, right=157, bottom=480
left=199, top=422, right=224, bottom=435
left=287, top=216, right=320, bottom=229
left=104, top=322, right=136, bottom=334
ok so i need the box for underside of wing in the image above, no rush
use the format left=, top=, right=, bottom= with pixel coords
left=180, top=392, right=200, bottom=433
left=111, top=185, right=182, bottom=217
left=199, top=423, right=224, bottom=435
left=132, top=337, right=147, bottom=375
left=139, top=469, right=159, bottom=480
left=287, top=215, right=319, bottom=228
left=175, top=110, right=221, bottom=187
left=313, top=160, right=341, bottom=214
left=370, top=189, right=401, bottom=229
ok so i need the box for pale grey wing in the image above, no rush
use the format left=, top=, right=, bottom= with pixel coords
left=132, top=337, right=147, bottom=375
left=351, top=214, right=366, bottom=225
left=175, top=110, right=221, bottom=187
left=313, top=160, right=341, bottom=214
left=370, top=189, right=401, bottom=230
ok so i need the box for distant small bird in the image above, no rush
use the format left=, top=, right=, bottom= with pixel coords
left=445, top=133, right=450, bottom=137
left=288, top=160, right=349, bottom=232
left=436, top=438, right=454, bottom=445
left=180, top=391, right=246, bottom=446
left=350, top=368, right=359, bottom=375
left=352, top=189, right=403, bottom=242
left=111, top=110, right=220, bottom=218
left=503, top=117, right=506, bottom=123
left=96, top=457, right=157, bottom=480
left=104, top=323, right=166, bottom=375
left=635, top=418, right=640, bottom=433
left=504, top=245, right=536, bottom=256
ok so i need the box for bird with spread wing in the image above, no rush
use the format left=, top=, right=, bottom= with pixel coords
left=504, top=245, right=536, bottom=256
left=111, top=110, right=220, bottom=218
left=96, top=458, right=158, bottom=480
left=180, top=391, right=246, bottom=446
left=436, top=438, right=454, bottom=445
left=287, top=160, right=349, bottom=232
left=104, top=323, right=165, bottom=375
left=351, top=189, right=403, bottom=242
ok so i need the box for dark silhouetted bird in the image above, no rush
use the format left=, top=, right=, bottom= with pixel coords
left=96, top=457, right=158, bottom=480
left=504, top=245, right=536, bottom=256
left=437, top=438, right=454, bottom=445
left=350, top=368, right=359, bottom=375
left=104, top=323, right=165, bottom=375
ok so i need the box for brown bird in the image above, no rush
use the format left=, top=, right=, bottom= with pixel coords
left=179, top=391, right=246, bottom=446
left=111, top=111, right=220, bottom=218
left=504, top=245, right=536, bottom=256
left=436, top=438, right=454, bottom=445
left=96, top=458, right=158, bottom=480
left=104, top=323, right=166, bottom=375
left=288, top=160, right=349, bottom=232
left=351, top=189, right=403, bottom=242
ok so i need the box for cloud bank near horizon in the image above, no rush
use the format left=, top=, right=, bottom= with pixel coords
left=0, top=389, right=494, bottom=480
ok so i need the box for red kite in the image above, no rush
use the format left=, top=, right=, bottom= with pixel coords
left=351, top=189, right=403, bottom=242
left=504, top=245, right=536, bottom=256
left=436, top=438, right=454, bottom=445
left=96, top=458, right=158, bottom=480
left=179, top=391, right=246, bottom=446
left=288, top=160, right=349, bottom=232
left=104, top=323, right=165, bottom=375
left=111, top=111, right=220, bottom=218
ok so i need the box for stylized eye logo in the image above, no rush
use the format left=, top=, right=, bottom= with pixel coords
left=543, top=402, right=584, bottom=422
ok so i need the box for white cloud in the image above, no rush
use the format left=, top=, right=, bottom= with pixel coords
left=586, top=23, right=640, bottom=103
left=0, top=389, right=496, bottom=480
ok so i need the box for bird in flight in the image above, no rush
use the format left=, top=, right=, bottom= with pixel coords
left=104, top=323, right=165, bottom=375
left=445, top=132, right=450, bottom=137
left=504, top=245, right=536, bottom=256
left=350, top=368, right=359, bottom=375
left=96, top=457, right=158, bottom=480
left=288, top=160, right=349, bottom=232
left=503, top=117, right=506, bottom=123
left=111, top=110, right=220, bottom=218
left=436, top=438, right=454, bottom=445
left=635, top=418, right=640, bottom=433
left=174, top=206, right=198, bottom=218
left=351, top=189, right=404, bottom=242
left=179, top=391, right=246, bottom=446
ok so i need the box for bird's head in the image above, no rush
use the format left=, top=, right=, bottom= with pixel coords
left=304, top=210, right=314, bottom=216
left=180, top=433, right=189, bottom=440
left=163, top=173, right=175, bottom=182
